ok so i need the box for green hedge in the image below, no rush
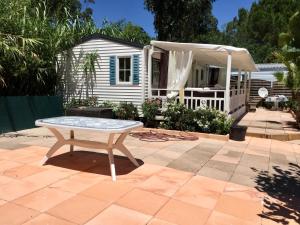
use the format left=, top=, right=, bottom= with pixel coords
left=0, top=96, right=63, bottom=133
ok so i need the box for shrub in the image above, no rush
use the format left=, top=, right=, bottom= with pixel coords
left=194, top=108, right=233, bottom=135
left=286, top=99, right=299, bottom=112
left=142, top=98, right=161, bottom=127
left=160, top=101, right=233, bottom=135
left=263, top=101, right=274, bottom=109
left=64, top=97, right=98, bottom=109
left=115, top=102, right=139, bottom=120
left=160, top=101, right=197, bottom=131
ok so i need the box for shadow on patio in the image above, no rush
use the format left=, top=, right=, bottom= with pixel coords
left=253, top=163, right=300, bottom=224
left=46, top=151, right=144, bottom=176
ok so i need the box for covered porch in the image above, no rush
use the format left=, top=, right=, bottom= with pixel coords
left=147, top=41, right=257, bottom=119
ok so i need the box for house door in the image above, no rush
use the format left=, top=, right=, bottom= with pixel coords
left=193, top=66, right=205, bottom=87
left=209, top=68, right=220, bottom=86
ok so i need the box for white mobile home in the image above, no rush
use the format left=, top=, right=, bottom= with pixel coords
left=60, top=34, right=257, bottom=120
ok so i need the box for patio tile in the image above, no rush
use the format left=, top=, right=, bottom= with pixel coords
left=2, top=164, right=45, bottom=179
left=204, top=160, right=237, bottom=173
left=47, top=195, right=109, bottom=224
left=215, top=195, right=263, bottom=223
left=130, top=164, right=165, bottom=177
left=143, top=155, right=173, bottom=166
left=116, top=188, right=169, bottom=215
left=197, top=167, right=232, bottom=181
left=173, top=179, right=220, bottom=209
left=0, top=202, right=39, bottom=225
left=84, top=204, right=151, bottom=225
left=80, top=180, right=133, bottom=203
left=230, top=173, right=258, bottom=188
left=50, top=173, right=104, bottom=193
left=14, top=187, right=74, bottom=212
left=223, top=182, right=265, bottom=202
left=22, top=213, right=76, bottom=225
left=0, top=160, right=23, bottom=172
left=147, top=218, right=178, bottom=225
left=0, top=200, right=7, bottom=206
left=23, top=169, right=72, bottom=187
left=0, top=174, right=15, bottom=185
left=167, top=155, right=208, bottom=173
left=0, top=180, right=41, bottom=201
left=156, top=199, right=211, bottom=225
left=210, top=154, right=241, bottom=164
left=206, top=211, right=257, bottom=225
left=138, top=170, right=190, bottom=197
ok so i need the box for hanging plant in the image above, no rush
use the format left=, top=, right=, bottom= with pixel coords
left=82, top=51, right=98, bottom=98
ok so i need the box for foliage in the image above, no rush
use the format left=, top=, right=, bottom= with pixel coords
left=114, top=102, right=139, bottom=120
left=221, top=0, right=300, bottom=63
left=142, top=98, right=161, bottom=127
left=160, top=101, right=233, bottom=134
left=286, top=99, right=300, bottom=111
left=194, top=108, right=233, bottom=135
left=144, top=0, right=217, bottom=42
left=64, top=96, right=98, bottom=109
left=263, top=101, right=274, bottom=110
left=100, top=20, right=151, bottom=45
left=82, top=51, right=98, bottom=98
left=274, top=10, right=300, bottom=99
left=160, top=101, right=197, bottom=131
left=0, top=1, right=151, bottom=96
left=31, top=0, right=95, bottom=21
left=0, top=0, right=98, bottom=95
left=102, top=100, right=118, bottom=109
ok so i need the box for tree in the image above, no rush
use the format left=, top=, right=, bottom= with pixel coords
left=0, top=0, right=98, bottom=95
left=31, top=0, right=95, bottom=21
left=222, top=0, right=300, bottom=63
left=100, top=20, right=151, bottom=45
left=274, top=11, right=300, bottom=100
left=144, top=0, right=217, bottom=42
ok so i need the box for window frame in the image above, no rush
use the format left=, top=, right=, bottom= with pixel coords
left=116, top=55, right=133, bottom=85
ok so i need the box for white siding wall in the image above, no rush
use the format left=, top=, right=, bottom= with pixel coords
left=61, top=38, right=145, bottom=108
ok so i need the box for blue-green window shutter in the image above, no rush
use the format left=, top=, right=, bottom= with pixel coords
left=132, top=54, right=140, bottom=85
left=109, top=56, right=116, bottom=85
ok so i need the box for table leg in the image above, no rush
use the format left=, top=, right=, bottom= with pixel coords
left=70, top=130, right=74, bottom=154
left=108, top=149, right=116, bottom=181
left=41, top=128, right=65, bottom=165
left=115, top=133, right=140, bottom=167
left=107, top=134, right=116, bottom=181
left=117, top=144, right=140, bottom=167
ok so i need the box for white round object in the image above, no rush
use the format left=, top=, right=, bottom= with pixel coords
left=258, top=87, right=268, bottom=98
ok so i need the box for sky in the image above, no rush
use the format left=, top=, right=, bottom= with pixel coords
left=87, top=0, right=257, bottom=37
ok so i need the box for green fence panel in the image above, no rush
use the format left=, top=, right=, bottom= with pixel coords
left=0, top=96, right=63, bottom=133
left=0, top=97, right=14, bottom=133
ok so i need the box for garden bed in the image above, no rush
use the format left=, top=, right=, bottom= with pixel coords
left=133, top=127, right=229, bottom=141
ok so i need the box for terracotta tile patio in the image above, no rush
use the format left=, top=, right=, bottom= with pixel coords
left=0, top=127, right=299, bottom=224
left=237, top=108, right=300, bottom=141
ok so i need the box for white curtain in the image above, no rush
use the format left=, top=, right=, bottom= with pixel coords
left=167, top=50, right=194, bottom=98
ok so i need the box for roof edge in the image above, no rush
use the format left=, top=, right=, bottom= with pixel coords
left=78, top=33, right=145, bottom=49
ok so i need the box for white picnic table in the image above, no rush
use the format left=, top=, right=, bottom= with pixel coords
left=35, top=116, right=143, bottom=181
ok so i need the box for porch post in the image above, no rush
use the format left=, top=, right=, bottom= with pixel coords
left=243, top=71, right=248, bottom=103
left=247, top=71, right=252, bottom=101
left=147, top=46, right=154, bottom=98
left=179, top=89, right=184, bottom=104
left=225, top=52, right=232, bottom=113
left=237, top=69, right=241, bottom=95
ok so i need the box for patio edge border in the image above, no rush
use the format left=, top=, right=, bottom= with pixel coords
left=140, top=127, right=229, bottom=141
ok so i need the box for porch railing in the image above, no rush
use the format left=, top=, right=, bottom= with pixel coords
left=230, top=88, right=246, bottom=114
left=151, top=88, right=226, bottom=112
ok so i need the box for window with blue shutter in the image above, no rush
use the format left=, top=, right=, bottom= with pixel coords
left=109, top=56, right=116, bottom=85
left=132, top=54, right=140, bottom=85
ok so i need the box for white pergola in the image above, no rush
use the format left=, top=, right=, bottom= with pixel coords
left=148, top=41, right=258, bottom=113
